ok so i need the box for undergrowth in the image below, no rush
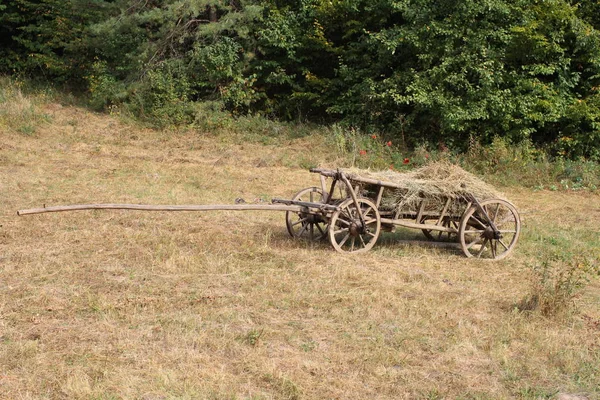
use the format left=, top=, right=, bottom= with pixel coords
left=0, top=77, right=52, bottom=135
left=328, top=124, right=600, bottom=192
left=518, top=254, right=599, bottom=317
left=2, top=75, right=599, bottom=191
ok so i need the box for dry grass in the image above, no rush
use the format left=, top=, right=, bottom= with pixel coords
left=344, top=163, right=505, bottom=213
left=1, top=102, right=599, bottom=399
left=0, top=78, right=51, bottom=135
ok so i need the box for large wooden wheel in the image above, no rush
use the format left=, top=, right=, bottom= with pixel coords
left=286, top=187, right=329, bottom=241
left=458, top=199, right=520, bottom=260
left=329, top=198, right=381, bottom=253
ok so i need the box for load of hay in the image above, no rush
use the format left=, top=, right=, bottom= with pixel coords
left=343, top=162, right=505, bottom=215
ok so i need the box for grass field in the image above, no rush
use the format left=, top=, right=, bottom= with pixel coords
left=1, top=99, right=599, bottom=399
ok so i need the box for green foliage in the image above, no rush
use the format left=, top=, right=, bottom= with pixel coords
left=0, top=0, right=114, bottom=81
left=128, top=61, right=194, bottom=126
left=87, top=61, right=127, bottom=111
left=2, top=0, right=600, bottom=158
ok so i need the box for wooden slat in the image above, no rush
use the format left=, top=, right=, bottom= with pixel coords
left=271, top=198, right=339, bottom=210
left=375, top=186, right=385, bottom=209
left=380, top=218, right=457, bottom=233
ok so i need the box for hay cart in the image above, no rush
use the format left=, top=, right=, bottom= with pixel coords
left=276, top=168, right=520, bottom=260
left=17, top=167, right=520, bottom=260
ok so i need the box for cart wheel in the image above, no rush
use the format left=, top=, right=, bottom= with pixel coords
left=286, top=187, right=329, bottom=241
left=421, top=216, right=459, bottom=242
left=329, top=198, right=381, bottom=253
left=458, top=199, right=520, bottom=260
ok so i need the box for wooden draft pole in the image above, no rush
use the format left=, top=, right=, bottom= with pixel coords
left=17, top=204, right=300, bottom=216
left=17, top=201, right=340, bottom=216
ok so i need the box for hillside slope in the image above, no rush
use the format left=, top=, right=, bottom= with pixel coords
left=1, top=103, right=599, bottom=399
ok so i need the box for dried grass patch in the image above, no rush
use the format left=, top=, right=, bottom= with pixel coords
left=1, top=104, right=599, bottom=399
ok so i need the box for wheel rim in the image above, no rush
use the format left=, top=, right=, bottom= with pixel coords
left=286, top=187, right=328, bottom=241
left=459, top=199, right=520, bottom=260
left=329, top=199, right=381, bottom=253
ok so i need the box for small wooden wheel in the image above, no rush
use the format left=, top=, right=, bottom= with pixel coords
left=421, top=216, right=459, bottom=242
left=329, top=198, right=381, bottom=253
left=459, top=199, right=520, bottom=260
left=286, top=187, right=329, bottom=241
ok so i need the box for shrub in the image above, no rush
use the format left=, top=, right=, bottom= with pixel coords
left=518, top=251, right=599, bottom=317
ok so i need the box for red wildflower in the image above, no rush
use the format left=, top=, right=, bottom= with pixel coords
left=359, top=149, right=367, bottom=156
left=403, top=158, right=410, bottom=164
left=371, top=134, right=377, bottom=139
left=386, top=141, right=392, bottom=147
left=425, top=153, right=430, bottom=159
left=389, top=164, right=395, bottom=170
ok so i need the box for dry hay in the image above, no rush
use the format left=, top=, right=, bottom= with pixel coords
left=343, top=162, right=506, bottom=214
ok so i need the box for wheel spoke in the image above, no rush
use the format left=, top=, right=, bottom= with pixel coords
left=466, top=237, right=482, bottom=250
left=316, top=223, right=325, bottom=235
left=498, top=239, right=509, bottom=251
left=297, top=224, right=308, bottom=237
left=339, top=233, right=351, bottom=247
left=350, top=237, right=355, bottom=252
left=359, top=234, right=367, bottom=248
left=496, top=215, right=515, bottom=226
left=476, top=239, right=488, bottom=258
left=309, top=223, right=314, bottom=240
left=292, top=217, right=308, bottom=227
left=336, top=218, right=350, bottom=227
left=492, top=203, right=500, bottom=224
left=470, top=215, right=488, bottom=229
left=342, top=210, right=354, bottom=221
left=334, top=227, right=349, bottom=235
left=491, top=240, right=497, bottom=258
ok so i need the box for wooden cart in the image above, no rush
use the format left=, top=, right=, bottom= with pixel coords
left=274, top=168, right=521, bottom=260
left=17, top=168, right=520, bottom=260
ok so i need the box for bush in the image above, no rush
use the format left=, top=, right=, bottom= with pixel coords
left=128, top=63, right=194, bottom=127
left=518, top=254, right=599, bottom=317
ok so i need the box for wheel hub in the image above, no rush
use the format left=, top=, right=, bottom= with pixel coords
left=483, top=226, right=502, bottom=240
left=301, top=213, right=322, bottom=224
left=349, top=222, right=360, bottom=236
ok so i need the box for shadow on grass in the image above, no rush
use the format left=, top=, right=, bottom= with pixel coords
left=264, top=223, right=465, bottom=257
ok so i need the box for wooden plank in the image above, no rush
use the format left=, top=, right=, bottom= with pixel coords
left=319, top=174, right=329, bottom=202
left=347, top=175, right=407, bottom=189
left=271, top=198, right=339, bottom=210
left=17, top=203, right=311, bottom=216
left=340, top=173, right=364, bottom=221
left=375, top=186, right=385, bottom=209
left=436, top=197, right=451, bottom=225
left=415, top=200, right=426, bottom=223
left=380, top=218, right=456, bottom=233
